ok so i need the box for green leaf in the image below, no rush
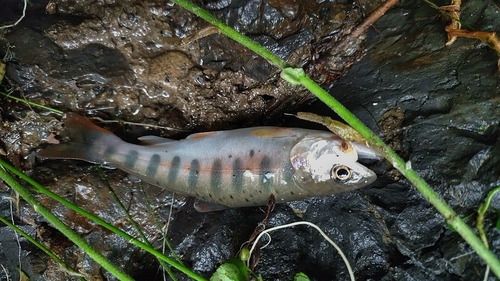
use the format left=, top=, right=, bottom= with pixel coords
left=210, top=258, right=248, bottom=281
left=294, top=272, right=310, bottom=281
left=239, top=247, right=250, bottom=262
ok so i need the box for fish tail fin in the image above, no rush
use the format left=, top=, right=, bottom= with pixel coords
left=37, top=113, right=121, bottom=164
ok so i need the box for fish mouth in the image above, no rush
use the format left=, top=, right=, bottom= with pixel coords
left=346, top=161, right=377, bottom=186
left=360, top=169, right=377, bottom=185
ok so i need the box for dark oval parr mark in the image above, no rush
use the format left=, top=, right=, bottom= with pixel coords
left=146, top=154, right=161, bottom=177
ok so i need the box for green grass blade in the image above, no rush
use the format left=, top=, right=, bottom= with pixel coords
left=0, top=90, right=64, bottom=115
left=477, top=185, right=500, bottom=248
left=138, top=183, right=185, bottom=265
left=0, top=215, right=86, bottom=281
left=0, top=158, right=207, bottom=281
left=476, top=185, right=500, bottom=281
left=94, top=166, right=179, bottom=281
left=0, top=163, right=134, bottom=281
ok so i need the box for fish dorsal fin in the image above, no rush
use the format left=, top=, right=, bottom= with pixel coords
left=138, top=135, right=176, bottom=146
left=251, top=127, right=297, bottom=138
left=186, top=131, right=219, bottom=139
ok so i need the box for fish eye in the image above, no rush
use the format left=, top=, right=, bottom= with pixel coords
left=330, top=165, right=352, bottom=182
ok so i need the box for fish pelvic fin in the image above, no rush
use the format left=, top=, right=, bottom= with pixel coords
left=37, top=113, right=121, bottom=164
left=193, top=199, right=229, bottom=212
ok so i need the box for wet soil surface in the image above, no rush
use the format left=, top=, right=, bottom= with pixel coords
left=1, top=0, right=500, bottom=280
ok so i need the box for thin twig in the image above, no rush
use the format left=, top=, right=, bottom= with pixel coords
left=0, top=264, right=10, bottom=281
left=336, top=0, right=399, bottom=51
left=90, top=116, right=187, bottom=132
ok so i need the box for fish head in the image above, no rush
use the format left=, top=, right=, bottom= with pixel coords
left=290, top=136, right=377, bottom=196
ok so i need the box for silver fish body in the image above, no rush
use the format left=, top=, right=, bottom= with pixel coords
left=38, top=114, right=379, bottom=209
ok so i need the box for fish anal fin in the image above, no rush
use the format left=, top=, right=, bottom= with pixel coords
left=193, top=199, right=229, bottom=212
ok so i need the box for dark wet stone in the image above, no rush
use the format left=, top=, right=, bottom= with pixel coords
left=252, top=205, right=306, bottom=279
left=297, top=193, right=396, bottom=280
left=0, top=227, right=31, bottom=280
left=204, top=0, right=233, bottom=10
left=391, top=205, right=444, bottom=252
left=167, top=207, right=262, bottom=276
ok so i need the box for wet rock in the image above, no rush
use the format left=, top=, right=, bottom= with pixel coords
left=298, top=193, right=395, bottom=280
left=391, top=204, right=444, bottom=253
left=1, top=0, right=368, bottom=129
left=167, top=207, right=265, bottom=278
left=0, top=112, right=60, bottom=169
left=246, top=205, right=305, bottom=279
left=0, top=225, right=42, bottom=280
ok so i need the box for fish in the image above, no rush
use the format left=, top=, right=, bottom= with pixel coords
left=38, top=113, right=380, bottom=211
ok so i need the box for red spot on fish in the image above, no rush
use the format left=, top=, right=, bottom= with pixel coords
left=341, top=140, right=355, bottom=154
left=341, top=141, right=349, bottom=152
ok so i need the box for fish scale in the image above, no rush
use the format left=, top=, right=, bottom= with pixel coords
left=38, top=113, right=380, bottom=210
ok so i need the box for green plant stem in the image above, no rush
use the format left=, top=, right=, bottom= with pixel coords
left=171, top=0, right=500, bottom=277
left=297, top=75, right=500, bottom=277
left=0, top=215, right=85, bottom=281
left=0, top=164, right=134, bottom=281
left=171, top=0, right=287, bottom=69
left=477, top=185, right=500, bottom=248
left=0, top=159, right=207, bottom=281
left=476, top=185, right=500, bottom=281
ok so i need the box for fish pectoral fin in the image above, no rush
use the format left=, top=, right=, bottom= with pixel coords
left=193, top=199, right=229, bottom=212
